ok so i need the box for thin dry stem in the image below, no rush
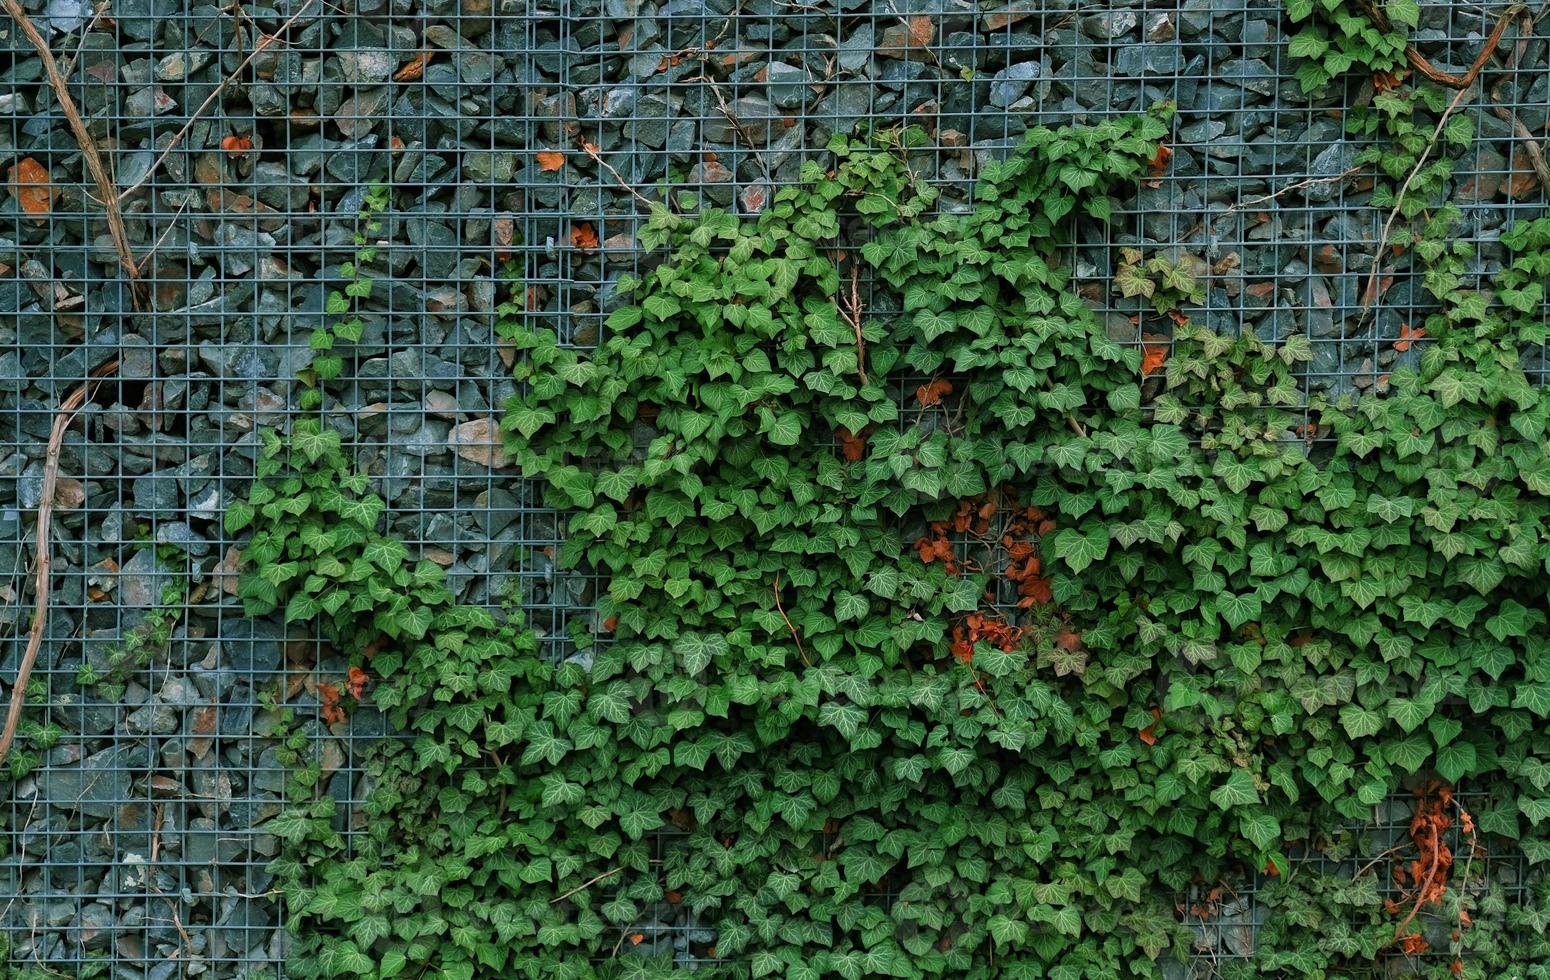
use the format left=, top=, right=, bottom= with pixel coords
left=1, top=0, right=141, bottom=305
left=550, top=867, right=624, bottom=904
left=1212, top=165, right=1368, bottom=224
left=0, top=360, right=119, bottom=768
left=1355, top=0, right=1523, bottom=88
left=842, top=263, right=868, bottom=385
left=116, top=0, right=318, bottom=204
left=1492, top=103, right=1550, bottom=199
left=772, top=573, right=811, bottom=667
left=577, top=140, right=656, bottom=209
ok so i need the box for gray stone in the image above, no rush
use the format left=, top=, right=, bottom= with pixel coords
left=114, top=0, right=178, bottom=39
left=1180, top=119, right=1227, bottom=144
left=0, top=351, right=24, bottom=392
left=156, top=521, right=210, bottom=556
left=1115, top=43, right=1183, bottom=76
left=220, top=618, right=284, bottom=674
left=340, top=50, right=396, bottom=83
left=837, top=23, right=874, bottom=71
left=126, top=700, right=179, bottom=735
left=119, top=548, right=175, bottom=608
left=132, top=472, right=180, bottom=512
left=71, top=903, right=118, bottom=951
left=990, top=61, right=1042, bottom=108
left=40, top=744, right=148, bottom=817
left=702, top=96, right=775, bottom=146
left=1305, top=141, right=1358, bottom=202
left=1081, top=10, right=1137, bottom=38
left=1219, top=58, right=1277, bottom=96
left=46, top=0, right=91, bottom=32
left=253, top=746, right=287, bottom=792
left=1301, top=276, right=1337, bottom=337
left=407, top=220, right=460, bottom=280
left=766, top=62, right=811, bottom=109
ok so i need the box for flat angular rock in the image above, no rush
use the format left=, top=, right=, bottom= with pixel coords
left=448, top=417, right=510, bottom=468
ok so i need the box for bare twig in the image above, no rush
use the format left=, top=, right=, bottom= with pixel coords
left=1354, top=843, right=1407, bottom=881
left=1354, top=0, right=1523, bottom=88
left=841, top=264, right=868, bottom=385
left=146, top=805, right=195, bottom=957
left=1452, top=800, right=1480, bottom=954
left=772, top=573, right=811, bottom=667
left=698, top=78, right=773, bottom=181
left=1211, top=165, right=1368, bottom=225
left=1, top=0, right=142, bottom=306
left=577, top=140, right=657, bottom=210
left=116, top=0, right=318, bottom=204
left=0, top=360, right=120, bottom=769
left=1492, top=103, right=1550, bottom=198
left=134, top=199, right=191, bottom=275
left=1387, top=824, right=1440, bottom=946
left=1358, top=10, right=1520, bottom=327
left=550, top=867, right=623, bottom=904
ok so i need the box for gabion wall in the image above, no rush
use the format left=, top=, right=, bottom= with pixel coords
left=1, top=0, right=1547, bottom=974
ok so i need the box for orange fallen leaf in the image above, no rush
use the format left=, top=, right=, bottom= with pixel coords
left=1393, top=323, right=1425, bottom=352
left=836, top=426, right=867, bottom=461
left=346, top=665, right=369, bottom=699
left=1140, top=334, right=1170, bottom=378
left=916, top=378, right=953, bottom=407
left=318, top=682, right=345, bottom=725
left=629, top=933, right=645, bottom=946
left=1138, top=707, right=1162, bottom=745
left=571, top=222, right=599, bottom=250
left=222, top=134, right=253, bottom=156
left=536, top=150, right=565, bottom=172
left=601, top=614, right=619, bottom=632
left=1148, top=143, right=1172, bottom=177
left=9, top=157, right=53, bottom=215
left=393, top=51, right=432, bottom=82
left=1373, top=69, right=1406, bottom=92
left=1398, top=932, right=1428, bottom=955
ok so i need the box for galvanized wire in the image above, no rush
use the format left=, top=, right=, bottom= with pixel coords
left=1, top=0, right=1546, bottom=974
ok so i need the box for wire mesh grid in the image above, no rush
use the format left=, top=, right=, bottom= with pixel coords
left=1, top=0, right=1547, bottom=974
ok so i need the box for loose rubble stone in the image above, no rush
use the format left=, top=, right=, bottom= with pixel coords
left=2, top=5, right=1544, bottom=976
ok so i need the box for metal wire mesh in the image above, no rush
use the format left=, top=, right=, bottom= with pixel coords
left=2, top=0, right=1547, bottom=974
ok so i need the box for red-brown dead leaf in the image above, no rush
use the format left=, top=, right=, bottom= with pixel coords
left=318, top=682, right=345, bottom=725
left=1149, top=143, right=1172, bottom=178
left=1393, top=322, right=1425, bottom=352
left=536, top=150, right=566, bottom=172
left=629, top=934, right=645, bottom=946
left=9, top=157, right=53, bottom=215
left=1140, top=334, right=1170, bottom=378
left=836, top=426, right=867, bottom=461
left=916, top=378, right=953, bottom=407
left=1138, top=706, right=1162, bottom=745
left=346, top=666, right=369, bottom=699
left=222, top=134, right=253, bottom=156
left=571, top=222, right=599, bottom=250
